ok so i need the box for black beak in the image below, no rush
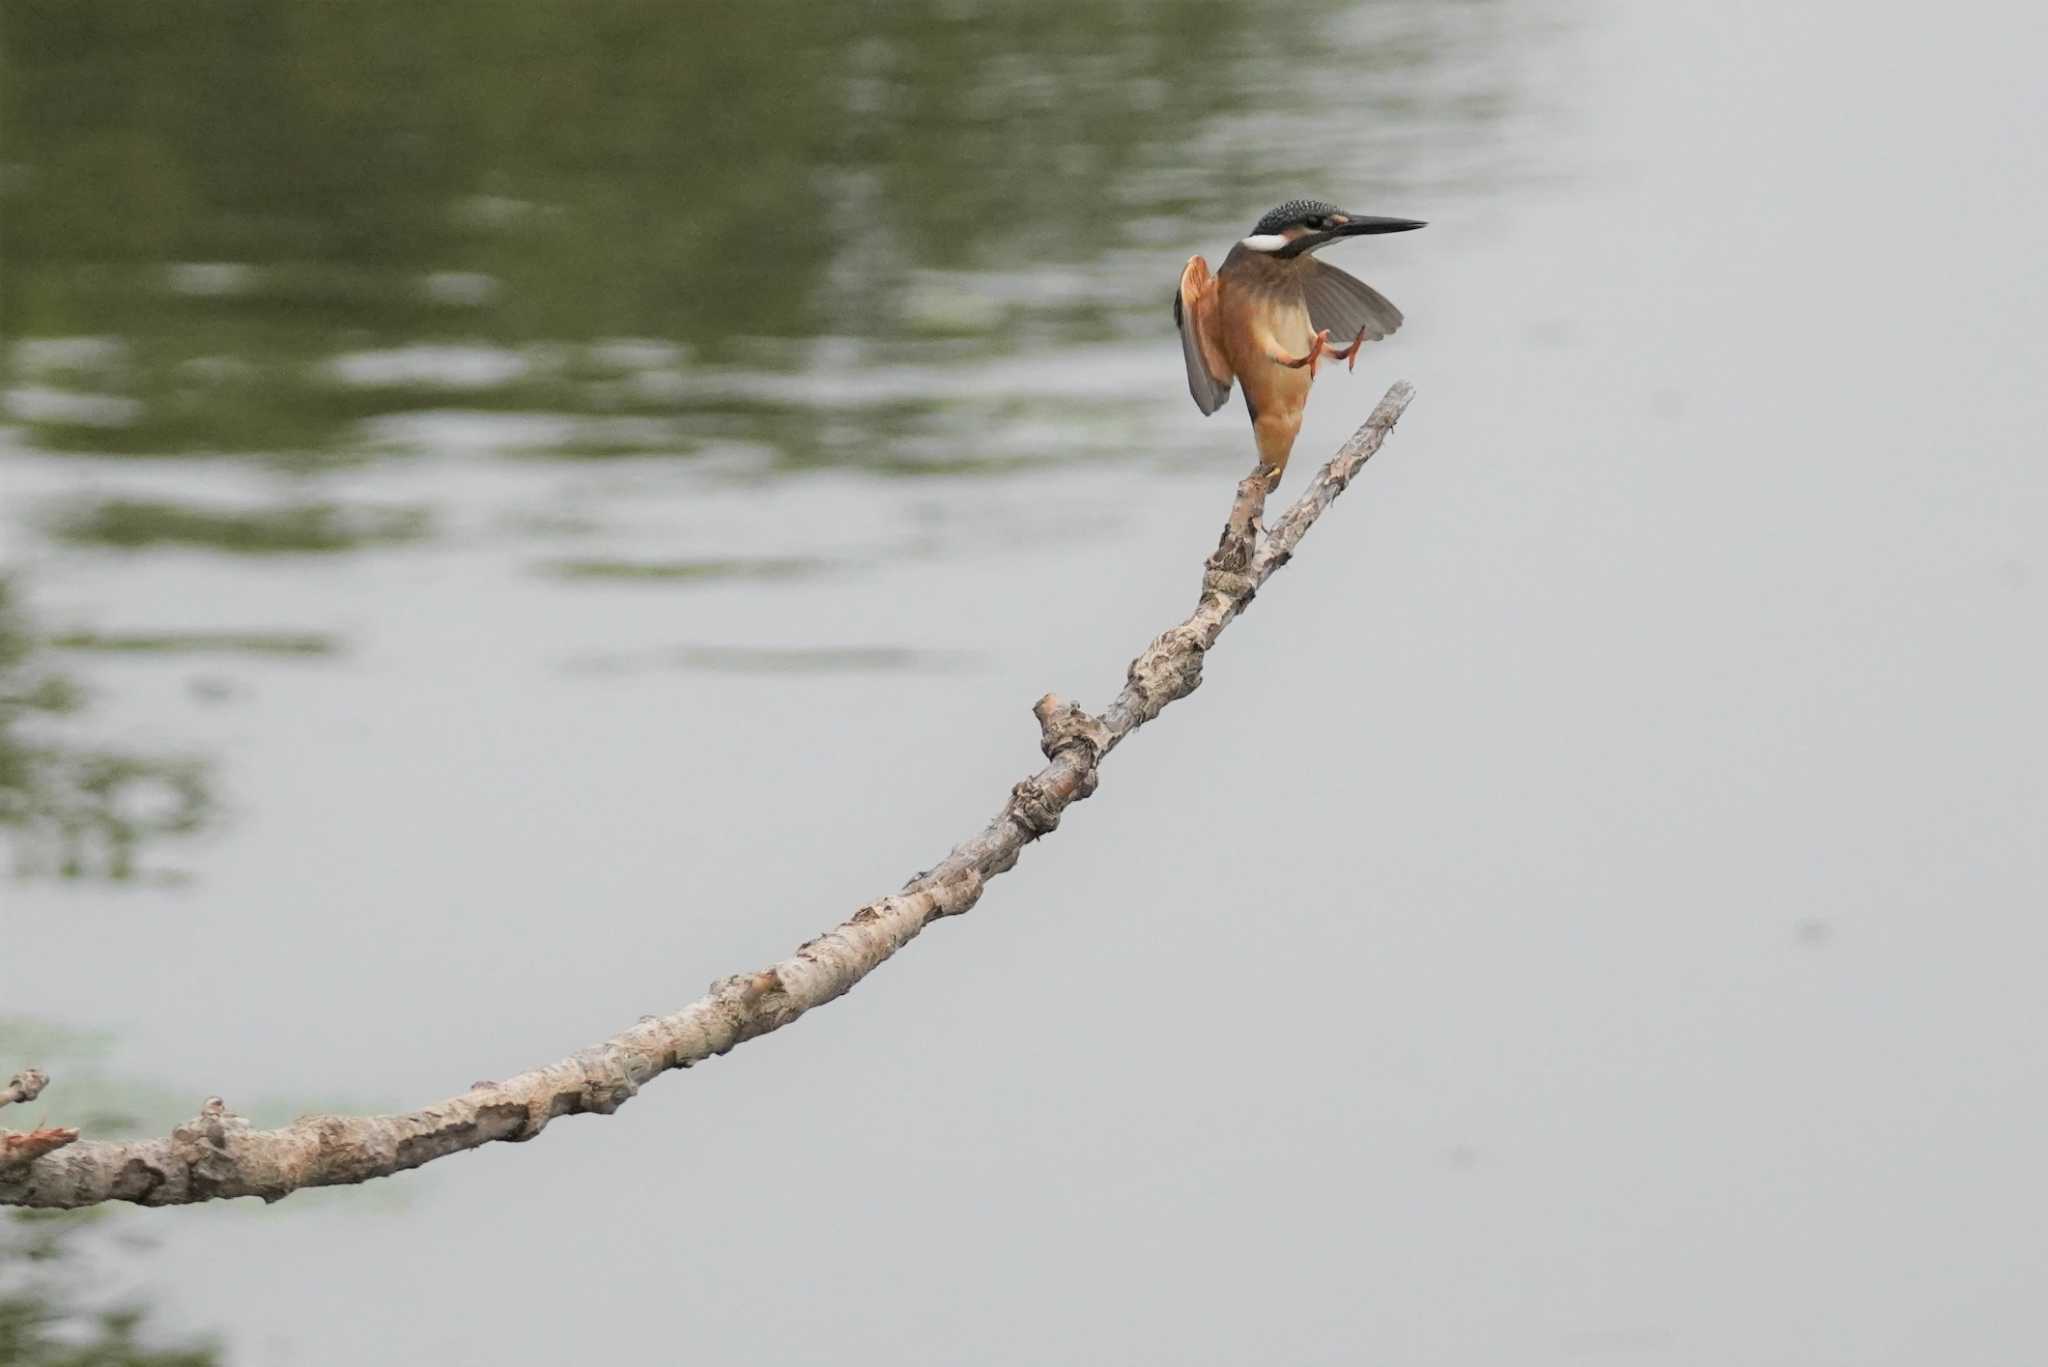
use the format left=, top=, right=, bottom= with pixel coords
left=1334, top=214, right=1428, bottom=236
left=1277, top=214, right=1428, bottom=258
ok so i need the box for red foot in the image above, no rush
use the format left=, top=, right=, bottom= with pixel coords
left=1274, top=329, right=1334, bottom=379
left=1325, top=326, right=1371, bottom=372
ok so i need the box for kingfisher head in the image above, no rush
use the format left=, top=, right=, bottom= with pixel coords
left=1240, top=199, right=1427, bottom=259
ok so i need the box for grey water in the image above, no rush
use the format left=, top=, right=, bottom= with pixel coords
left=3, top=1, right=2044, bottom=1362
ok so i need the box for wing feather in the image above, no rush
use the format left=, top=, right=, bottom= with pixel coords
left=1174, top=255, right=1233, bottom=416
left=1302, top=259, right=1404, bottom=346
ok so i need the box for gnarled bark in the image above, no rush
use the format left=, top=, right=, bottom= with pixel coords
left=2, top=381, right=1415, bottom=1209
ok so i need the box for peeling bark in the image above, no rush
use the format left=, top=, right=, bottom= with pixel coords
left=1, top=381, right=1415, bottom=1210
left=1, top=1128, right=78, bottom=1171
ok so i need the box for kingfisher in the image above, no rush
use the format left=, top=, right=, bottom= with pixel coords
left=1174, top=199, right=1424, bottom=489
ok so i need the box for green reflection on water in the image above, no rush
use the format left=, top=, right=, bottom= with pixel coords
left=0, top=579, right=213, bottom=879
left=2, top=0, right=1506, bottom=466
left=51, top=497, right=430, bottom=553
left=1, top=1210, right=222, bottom=1367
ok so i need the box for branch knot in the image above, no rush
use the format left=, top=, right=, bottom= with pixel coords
left=1198, top=565, right=1255, bottom=603
left=1033, top=694, right=1111, bottom=764
left=1009, top=777, right=1066, bottom=837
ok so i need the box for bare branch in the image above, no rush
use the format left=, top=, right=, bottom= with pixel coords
left=1, top=381, right=1415, bottom=1210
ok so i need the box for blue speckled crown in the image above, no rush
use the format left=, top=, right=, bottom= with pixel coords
left=1252, top=199, right=1340, bottom=236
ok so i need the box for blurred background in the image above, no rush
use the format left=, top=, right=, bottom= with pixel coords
left=2, top=0, right=2043, bottom=1363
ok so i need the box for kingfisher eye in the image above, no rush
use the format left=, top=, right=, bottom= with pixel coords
left=1304, top=216, right=1326, bottom=230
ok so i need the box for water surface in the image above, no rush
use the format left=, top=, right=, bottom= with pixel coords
left=3, top=2, right=2044, bottom=1364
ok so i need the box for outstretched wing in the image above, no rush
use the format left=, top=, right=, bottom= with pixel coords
left=1301, top=259, right=1404, bottom=346
left=1173, top=255, right=1234, bottom=416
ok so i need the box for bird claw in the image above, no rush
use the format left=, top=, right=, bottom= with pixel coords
left=1325, top=326, right=1371, bottom=372
left=1274, top=329, right=1334, bottom=379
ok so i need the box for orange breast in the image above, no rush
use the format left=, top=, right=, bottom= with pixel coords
left=1219, top=280, right=1315, bottom=424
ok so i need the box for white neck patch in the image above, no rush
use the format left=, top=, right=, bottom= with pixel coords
left=1240, top=233, right=1290, bottom=252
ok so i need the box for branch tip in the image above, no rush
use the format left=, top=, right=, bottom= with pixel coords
left=2, top=1069, right=50, bottom=1108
